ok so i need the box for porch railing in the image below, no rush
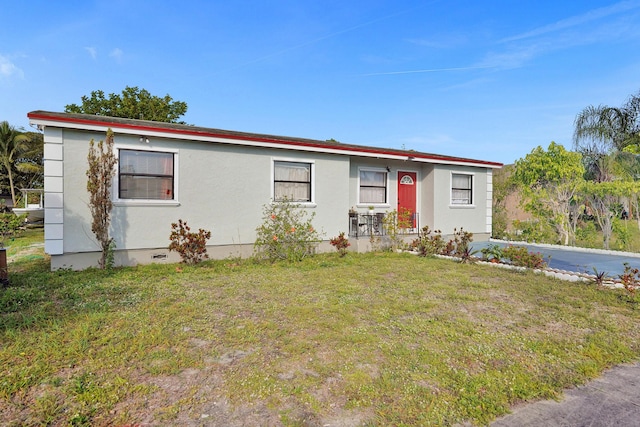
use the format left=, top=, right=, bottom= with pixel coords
left=348, top=212, right=420, bottom=237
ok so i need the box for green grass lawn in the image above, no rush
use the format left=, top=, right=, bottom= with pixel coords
left=1, top=230, right=640, bottom=426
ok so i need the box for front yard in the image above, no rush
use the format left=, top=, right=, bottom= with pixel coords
left=1, top=231, right=640, bottom=426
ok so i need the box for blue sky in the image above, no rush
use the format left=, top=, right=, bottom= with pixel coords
left=2, top=0, right=639, bottom=164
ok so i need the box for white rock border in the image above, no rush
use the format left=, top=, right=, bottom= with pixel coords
left=418, top=252, right=631, bottom=290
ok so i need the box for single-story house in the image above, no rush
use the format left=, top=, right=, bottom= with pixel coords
left=28, top=111, right=502, bottom=270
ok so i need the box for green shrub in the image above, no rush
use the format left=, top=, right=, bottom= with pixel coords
left=502, top=245, right=548, bottom=269
left=382, top=209, right=410, bottom=251
left=480, top=244, right=504, bottom=262
left=0, top=213, right=26, bottom=248
left=254, top=200, right=322, bottom=262
left=612, top=218, right=631, bottom=250
left=575, top=220, right=599, bottom=248
left=168, top=219, right=211, bottom=264
left=510, top=219, right=555, bottom=243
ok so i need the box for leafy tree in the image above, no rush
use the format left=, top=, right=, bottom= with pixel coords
left=0, top=121, right=30, bottom=206
left=512, top=142, right=584, bottom=245
left=581, top=181, right=640, bottom=249
left=491, top=164, right=516, bottom=238
left=65, top=86, right=188, bottom=123
left=87, top=129, right=118, bottom=269
left=573, top=90, right=640, bottom=181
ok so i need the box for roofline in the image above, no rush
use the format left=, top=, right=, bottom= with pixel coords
left=27, top=111, right=503, bottom=168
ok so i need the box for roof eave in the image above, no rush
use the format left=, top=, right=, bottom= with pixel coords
left=28, top=111, right=503, bottom=169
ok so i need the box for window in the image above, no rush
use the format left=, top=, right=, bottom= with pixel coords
left=119, top=149, right=174, bottom=200
left=451, top=173, right=473, bottom=205
left=274, top=161, right=312, bottom=202
left=359, top=170, right=387, bottom=204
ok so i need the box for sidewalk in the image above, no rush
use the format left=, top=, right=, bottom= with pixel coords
left=490, top=362, right=640, bottom=426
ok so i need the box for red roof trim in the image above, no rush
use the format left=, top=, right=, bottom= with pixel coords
left=27, top=111, right=503, bottom=167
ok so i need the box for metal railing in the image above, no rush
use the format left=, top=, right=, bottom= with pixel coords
left=348, top=212, right=419, bottom=237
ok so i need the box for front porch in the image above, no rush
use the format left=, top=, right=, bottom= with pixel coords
left=348, top=212, right=420, bottom=238
left=347, top=212, right=420, bottom=253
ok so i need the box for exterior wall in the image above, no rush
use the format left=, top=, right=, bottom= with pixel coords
left=347, top=160, right=491, bottom=239
left=418, top=164, right=435, bottom=230
left=48, top=129, right=350, bottom=269
left=431, top=164, right=492, bottom=240
left=348, top=158, right=423, bottom=216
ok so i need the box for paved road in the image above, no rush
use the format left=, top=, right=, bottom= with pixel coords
left=471, top=240, right=640, bottom=277
left=490, top=362, right=640, bottom=427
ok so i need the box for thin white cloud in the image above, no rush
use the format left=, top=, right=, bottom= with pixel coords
left=474, top=1, right=640, bottom=71
left=85, top=47, right=97, bottom=59
left=475, top=44, right=542, bottom=70
left=501, top=0, right=640, bottom=43
left=361, top=65, right=494, bottom=77
left=109, top=48, right=123, bottom=62
left=217, top=3, right=432, bottom=75
left=0, top=54, right=23, bottom=79
left=406, top=33, right=468, bottom=49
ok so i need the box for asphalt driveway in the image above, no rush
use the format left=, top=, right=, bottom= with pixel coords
left=471, top=240, right=640, bottom=277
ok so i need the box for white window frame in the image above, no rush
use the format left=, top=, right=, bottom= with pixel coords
left=450, top=172, right=474, bottom=207
left=357, top=167, right=390, bottom=207
left=271, top=157, right=316, bottom=207
left=113, top=144, right=180, bottom=206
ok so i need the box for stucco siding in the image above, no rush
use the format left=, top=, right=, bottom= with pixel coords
left=58, top=129, right=350, bottom=263
left=418, top=164, right=435, bottom=230
left=348, top=158, right=423, bottom=214
left=432, top=165, right=490, bottom=236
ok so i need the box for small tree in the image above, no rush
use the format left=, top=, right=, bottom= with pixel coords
left=581, top=181, right=640, bottom=250
left=86, top=129, right=118, bottom=269
left=65, top=86, right=188, bottom=123
left=512, top=142, right=584, bottom=245
left=491, top=164, right=516, bottom=238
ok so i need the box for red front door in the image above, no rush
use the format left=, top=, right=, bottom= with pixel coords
left=397, top=171, right=417, bottom=228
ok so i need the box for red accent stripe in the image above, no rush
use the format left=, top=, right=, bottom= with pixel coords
left=27, top=111, right=503, bottom=167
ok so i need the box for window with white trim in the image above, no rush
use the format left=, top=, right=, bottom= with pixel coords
left=274, top=161, right=312, bottom=202
left=359, top=169, right=387, bottom=204
left=119, top=149, right=175, bottom=200
left=451, top=173, right=473, bottom=205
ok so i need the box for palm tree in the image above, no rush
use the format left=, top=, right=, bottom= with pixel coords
left=573, top=91, right=640, bottom=181
left=15, top=131, right=44, bottom=189
left=0, top=121, right=30, bottom=206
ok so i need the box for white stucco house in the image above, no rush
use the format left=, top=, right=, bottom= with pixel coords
left=28, top=111, right=502, bottom=270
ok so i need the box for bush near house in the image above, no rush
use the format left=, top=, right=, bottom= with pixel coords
left=254, top=199, right=322, bottom=262
left=501, top=245, right=548, bottom=269
left=411, top=226, right=474, bottom=258
left=168, top=219, right=211, bottom=264
left=329, top=232, right=350, bottom=257
left=0, top=213, right=26, bottom=248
